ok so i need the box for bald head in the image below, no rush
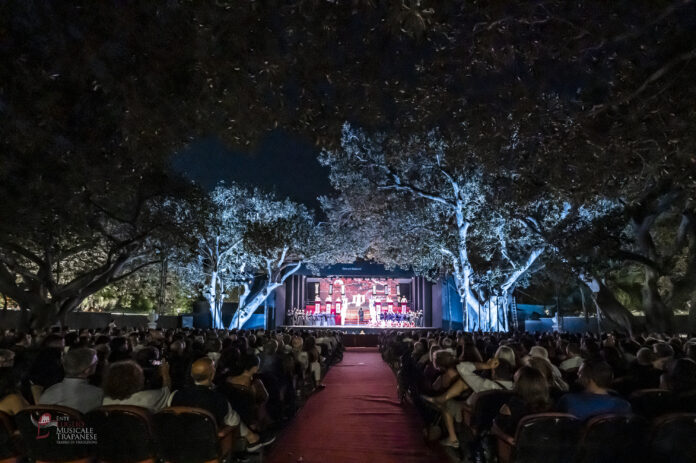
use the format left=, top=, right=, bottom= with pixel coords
left=191, top=357, right=215, bottom=385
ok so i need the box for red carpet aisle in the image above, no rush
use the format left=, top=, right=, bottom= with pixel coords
left=265, top=348, right=445, bottom=463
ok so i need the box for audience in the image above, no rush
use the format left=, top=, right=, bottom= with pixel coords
left=0, top=323, right=343, bottom=457
left=381, top=328, right=696, bottom=460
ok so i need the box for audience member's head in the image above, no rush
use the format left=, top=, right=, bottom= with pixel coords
left=529, top=346, right=549, bottom=360
left=514, top=365, right=551, bottom=412
left=191, top=357, right=215, bottom=385
left=263, top=339, right=279, bottom=355
left=232, top=353, right=260, bottom=377
left=0, top=349, right=14, bottom=368
left=567, top=343, right=581, bottom=358
left=686, top=343, right=696, bottom=362
left=636, top=347, right=657, bottom=366
left=41, top=334, right=65, bottom=350
left=653, top=342, right=675, bottom=360
left=526, top=356, right=554, bottom=385
left=63, top=348, right=98, bottom=378
left=661, top=358, right=696, bottom=393
left=103, top=361, right=145, bottom=399
left=578, top=359, right=614, bottom=391
left=433, top=350, right=457, bottom=370
left=205, top=338, right=222, bottom=354
left=495, top=345, right=516, bottom=367
left=493, top=358, right=515, bottom=381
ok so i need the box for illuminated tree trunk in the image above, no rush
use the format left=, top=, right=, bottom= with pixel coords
left=228, top=255, right=302, bottom=329
left=444, top=207, right=543, bottom=332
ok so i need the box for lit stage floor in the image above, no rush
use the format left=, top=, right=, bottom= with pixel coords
left=280, top=324, right=433, bottom=334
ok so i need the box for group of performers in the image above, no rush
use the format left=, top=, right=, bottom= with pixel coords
left=287, top=305, right=423, bottom=327
left=289, top=309, right=339, bottom=326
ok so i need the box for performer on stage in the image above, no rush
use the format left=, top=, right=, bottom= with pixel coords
left=336, top=298, right=344, bottom=326
left=358, top=307, right=364, bottom=325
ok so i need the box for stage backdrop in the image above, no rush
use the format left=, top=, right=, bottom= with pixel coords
left=277, top=263, right=441, bottom=328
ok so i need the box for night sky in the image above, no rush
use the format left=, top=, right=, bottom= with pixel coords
left=171, top=130, right=334, bottom=210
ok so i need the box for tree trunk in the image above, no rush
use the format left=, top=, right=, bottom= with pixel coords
left=588, top=278, right=637, bottom=336
left=688, top=291, right=696, bottom=336
left=228, top=284, right=279, bottom=329
left=642, top=266, right=673, bottom=333
left=206, top=271, right=223, bottom=329
left=634, top=213, right=674, bottom=332
left=29, top=301, right=66, bottom=330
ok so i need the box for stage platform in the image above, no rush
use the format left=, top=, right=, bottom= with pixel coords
left=280, top=325, right=434, bottom=334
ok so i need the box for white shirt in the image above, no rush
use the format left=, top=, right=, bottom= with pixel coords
left=559, top=356, right=583, bottom=371
left=455, top=362, right=513, bottom=405
left=39, top=378, right=104, bottom=414
left=103, top=387, right=171, bottom=412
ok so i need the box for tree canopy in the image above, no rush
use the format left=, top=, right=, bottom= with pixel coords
left=1, top=1, right=694, bottom=331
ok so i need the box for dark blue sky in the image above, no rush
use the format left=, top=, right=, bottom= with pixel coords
left=171, top=130, right=334, bottom=210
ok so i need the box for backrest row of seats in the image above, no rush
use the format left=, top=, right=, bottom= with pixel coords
left=1, top=405, right=243, bottom=463
left=492, top=412, right=696, bottom=463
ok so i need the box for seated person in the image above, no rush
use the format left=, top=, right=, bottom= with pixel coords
left=134, top=346, right=165, bottom=390
left=168, top=357, right=274, bottom=452
left=431, top=350, right=460, bottom=393
left=660, top=358, right=696, bottom=396
left=557, top=359, right=631, bottom=421
left=39, top=348, right=103, bottom=413
left=526, top=356, right=568, bottom=401
left=496, top=366, right=553, bottom=435
left=423, top=356, right=514, bottom=449
left=653, top=342, right=675, bottom=370
left=304, top=337, right=325, bottom=389
left=219, top=353, right=271, bottom=432
left=167, top=340, right=192, bottom=392
left=626, top=348, right=662, bottom=391
left=102, top=360, right=171, bottom=411
left=528, top=346, right=567, bottom=391
left=559, top=343, right=583, bottom=372
left=0, top=349, right=29, bottom=415
left=28, top=334, right=65, bottom=402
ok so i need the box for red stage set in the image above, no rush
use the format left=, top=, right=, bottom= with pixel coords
left=278, top=263, right=437, bottom=329
left=303, top=277, right=410, bottom=325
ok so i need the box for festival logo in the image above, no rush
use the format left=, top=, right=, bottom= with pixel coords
left=35, top=413, right=57, bottom=439
left=30, top=412, right=97, bottom=445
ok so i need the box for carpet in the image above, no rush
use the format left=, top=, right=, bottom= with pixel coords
left=265, top=348, right=445, bottom=463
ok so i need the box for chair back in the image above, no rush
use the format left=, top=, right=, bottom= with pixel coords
left=153, top=407, right=221, bottom=463
left=87, top=405, right=155, bottom=463
left=577, top=413, right=649, bottom=463
left=15, top=405, right=94, bottom=462
left=649, top=413, right=696, bottom=463
left=629, top=389, right=677, bottom=420
left=513, top=413, right=581, bottom=463
left=468, top=389, right=515, bottom=434
left=0, top=410, right=19, bottom=460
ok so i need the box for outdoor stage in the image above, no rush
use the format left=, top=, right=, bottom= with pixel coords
left=277, top=263, right=440, bottom=331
